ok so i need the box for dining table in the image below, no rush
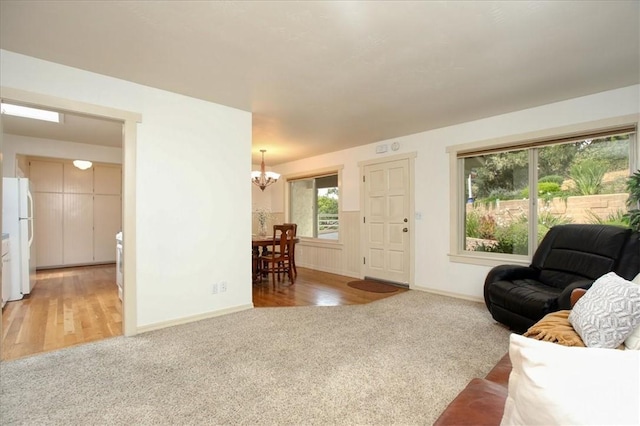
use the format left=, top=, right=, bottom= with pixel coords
left=252, top=235, right=299, bottom=284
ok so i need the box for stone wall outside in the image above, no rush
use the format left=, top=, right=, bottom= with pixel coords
left=466, top=193, right=629, bottom=225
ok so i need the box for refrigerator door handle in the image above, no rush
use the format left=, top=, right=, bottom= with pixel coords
left=27, top=190, right=34, bottom=247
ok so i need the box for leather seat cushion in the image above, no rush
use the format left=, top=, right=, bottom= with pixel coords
left=484, top=353, right=512, bottom=386
left=433, top=378, right=508, bottom=426
left=488, top=279, right=562, bottom=321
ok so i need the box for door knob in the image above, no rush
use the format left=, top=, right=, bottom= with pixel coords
left=404, top=218, right=408, bottom=222
left=403, top=228, right=408, bottom=232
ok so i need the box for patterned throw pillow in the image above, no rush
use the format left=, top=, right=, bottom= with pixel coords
left=624, top=273, right=640, bottom=349
left=569, top=272, right=640, bottom=349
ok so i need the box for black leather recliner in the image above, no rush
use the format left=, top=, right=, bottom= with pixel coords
left=484, top=224, right=640, bottom=332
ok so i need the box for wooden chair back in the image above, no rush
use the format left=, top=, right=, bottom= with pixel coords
left=283, top=222, right=298, bottom=237
left=271, top=224, right=296, bottom=258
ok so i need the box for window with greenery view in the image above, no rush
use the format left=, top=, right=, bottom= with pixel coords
left=462, top=131, right=635, bottom=256
left=289, top=174, right=339, bottom=240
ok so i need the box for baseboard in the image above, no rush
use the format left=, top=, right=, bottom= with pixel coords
left=411, top=285, right=484, bottom=303
left=136, top=303, right=254, bottom=334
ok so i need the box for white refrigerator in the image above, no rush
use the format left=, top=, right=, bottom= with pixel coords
left=2, top=178, right=36, bottom=300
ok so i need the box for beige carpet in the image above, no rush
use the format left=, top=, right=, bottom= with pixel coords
left=0, top=290, right=510, bottom=425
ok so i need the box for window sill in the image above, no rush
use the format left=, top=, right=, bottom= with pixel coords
left=448, top=252, right=530, bottom=268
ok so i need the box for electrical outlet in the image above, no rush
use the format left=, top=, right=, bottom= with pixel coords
left=212, top=283, right=219, bottom=294
left=220, top=281, right=227, bottom=292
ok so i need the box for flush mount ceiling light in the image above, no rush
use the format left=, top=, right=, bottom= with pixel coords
left=0, top=102, right=61, bottom=123
left=73, top=160, right=93, bottom=170
left=251, top=149, right=280, bottom=191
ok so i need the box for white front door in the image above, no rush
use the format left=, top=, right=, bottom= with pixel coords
left=362, top=157, right=411, bottom=285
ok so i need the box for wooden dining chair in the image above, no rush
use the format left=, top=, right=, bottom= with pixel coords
left=283, top=223, right=298, bottom=278
left=260, top=223, right=296, bottom=269
left=260, top=225, right=296, bottom=288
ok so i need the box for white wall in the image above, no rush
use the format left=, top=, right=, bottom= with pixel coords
left=2, top=134, right=123, bottom=177
left=1, top=50, right=253, bottom=328
left=271, top=85, right=640, bottom=300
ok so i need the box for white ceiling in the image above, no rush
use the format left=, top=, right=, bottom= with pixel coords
left=1, top=1, right=638, bottom=165
left=2, top=108, right=123, bottom=148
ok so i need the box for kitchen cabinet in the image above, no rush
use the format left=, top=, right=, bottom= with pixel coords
left=63, top=194, right=94, bottom=264
left=29, top=159, right=122, bottom=268
left=30, top=160, right=63, bottom=192
left=34, top=192, right=64, bottom=267
left=64, top=163, right=93, bottom=193
left=94, top=165, right=122, bottom=195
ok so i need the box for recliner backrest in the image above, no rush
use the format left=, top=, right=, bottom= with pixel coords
left=615, top=232, right=640, bottom=280
left=531, top=224, right=632, bottom=289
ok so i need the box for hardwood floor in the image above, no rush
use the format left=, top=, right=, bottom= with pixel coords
left=1, top=264, right=122, bottom=361
left=253, top=267, right=408, bottom=307
left=1, top=265, right=405, bottom=361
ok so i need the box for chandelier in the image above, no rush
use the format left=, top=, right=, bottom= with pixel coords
left=251, top=149, right=280, bottom=191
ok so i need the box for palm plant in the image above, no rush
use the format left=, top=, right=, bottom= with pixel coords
left=625, top=170, right=640, bottom=231
left=570, top=160, right=607, bottom=195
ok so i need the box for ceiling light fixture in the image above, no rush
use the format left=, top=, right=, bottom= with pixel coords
left=0, top=102, right=61, bottom=123
left=251, top=150, right=280, bottom=191
left=73, top=160, right=93, bottom=170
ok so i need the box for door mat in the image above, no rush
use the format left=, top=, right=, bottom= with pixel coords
left=347, top=280, right=399, bottom=293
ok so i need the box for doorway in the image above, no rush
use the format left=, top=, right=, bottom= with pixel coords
left=360, top=153, right=416, bottom=286
left=4, top=157, right=124, bottom=360
left=0, top=87, right=139, bottom=360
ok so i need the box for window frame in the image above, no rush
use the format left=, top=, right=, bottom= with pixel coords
left=447, top=115, right=639, bottom=267
left=284, top=165, right=343, bottom=243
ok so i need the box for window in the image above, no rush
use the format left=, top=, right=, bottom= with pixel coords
left=1, top=102, right=61, bottom=122
left=289, top=173, right=339, bottom=240
left=456, top=127, right=636, bottom=258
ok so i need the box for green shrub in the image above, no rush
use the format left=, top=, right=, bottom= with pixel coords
left=471, top=212, right=571, bottom=255
left=570, top=160, right=607, bottom=195
left=538, top=211, right=572, bottom=228
left=466, top=211, right=500, bottom=239
left=538, top=175, right=565, bottom=185
left=538, top=182, right=561, bottom=194
left=624, top=170, right=640, bottom=232
left=520, top=182, right=562, bottom=199
left=465, top=210, right=481, bottom=238
left=474, top=214, right=528, bottom=255
left=494, top=221, right=529, bottom=255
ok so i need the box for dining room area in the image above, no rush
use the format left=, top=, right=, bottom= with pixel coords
left=250, top=153, right=406, bottom=308
left=250, top=210, right=407, bottom=309
left=250, top=215, right=407, bottom=308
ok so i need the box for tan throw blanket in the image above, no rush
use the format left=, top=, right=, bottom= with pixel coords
left=524, top=310, right=586, bottom=347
